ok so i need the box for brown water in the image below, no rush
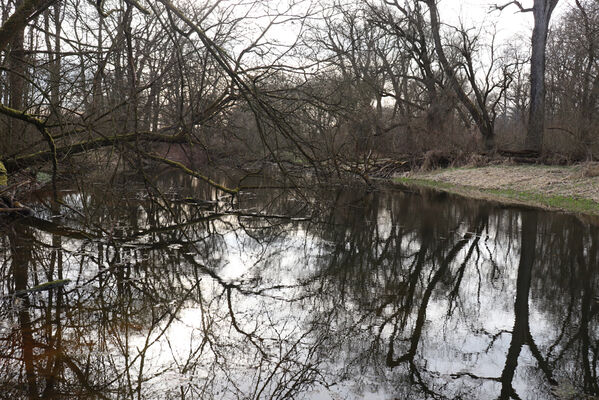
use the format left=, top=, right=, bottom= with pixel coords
left=0, top=172, right=597, bottom=399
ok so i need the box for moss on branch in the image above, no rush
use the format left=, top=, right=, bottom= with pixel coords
left=0, top=161, right=6, bottom=186
left=2, top=131, right=186, bottom=173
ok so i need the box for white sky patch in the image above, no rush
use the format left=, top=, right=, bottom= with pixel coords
left=441, top=0, right=571, bottom=41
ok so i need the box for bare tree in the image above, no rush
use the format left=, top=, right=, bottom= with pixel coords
left=368, top=0, right=453, bottom=147
left=0, top=0, right=318, bottom=196
left=545, top=0, right=599, bottom=158
left=495, top=0, right=560, bottom=155
left=421, top=0, right=498, bottom=151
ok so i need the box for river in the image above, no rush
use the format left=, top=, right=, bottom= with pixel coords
left=0, top=171, right=597, bottom=399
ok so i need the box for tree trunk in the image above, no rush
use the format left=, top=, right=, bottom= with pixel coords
left=6, top=0, right=26, bottom=155
left=526, top=0, right=559, bottom=154
left=44, top=3, right=61, bottom=120
left=423, top=0, right=495, bottom=151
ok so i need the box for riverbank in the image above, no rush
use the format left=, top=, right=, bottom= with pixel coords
left=394, top=163, right=599, bottom=221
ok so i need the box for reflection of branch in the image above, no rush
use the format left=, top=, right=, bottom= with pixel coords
left=409, top=361, right=443, bottom=398
left=226, top=288, right=269, bottom=359
left=253, top=323, right=321, bottom=399
left=526, top=330, right=557, bottom=385
left=387, top=230, right=477, bottom=367
left=481, top=329, right=511, bottom=353
left=32, top=340, right=111, bottom=400
left=23, top=216, right=94, bottom=240
left=447, top=234, right=481, bottom=317
left=101, top=281, right=201, bottom=390
left=24, top=208, right=311, bottom=252
left=231, top=210, right=311, bottom=221
left=450, top=371, right=501, bottom=381
left=60, top=353, right=112, bottom=400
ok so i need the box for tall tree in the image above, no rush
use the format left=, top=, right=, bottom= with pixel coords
left=545, top=0, right=599, bottom=158
left=421, top=0, right=497, bottom=151
left=7, top=0, right=26, bottom=155
left=0, top=0, right=57, bottom=156
left=496, top=0, right=560, bottom=155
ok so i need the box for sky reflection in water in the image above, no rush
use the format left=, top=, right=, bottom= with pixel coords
left=0, top=173, right=597, bottom=399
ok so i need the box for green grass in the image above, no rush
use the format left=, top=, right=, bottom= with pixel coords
left=488, top=188, right=599, bottom=213
left=394, top=177, right=454, bottom=190
left=395, top=177, right=599, bottom=216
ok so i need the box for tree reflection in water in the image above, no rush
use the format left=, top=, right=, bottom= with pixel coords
left=0, top=173, right=597, bottom=399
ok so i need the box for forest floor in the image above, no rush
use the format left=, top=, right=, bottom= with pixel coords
left=394, top=163, right=599, bottom=220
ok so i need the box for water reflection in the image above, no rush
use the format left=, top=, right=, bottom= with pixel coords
left=0, top=174, right=598, bottom=399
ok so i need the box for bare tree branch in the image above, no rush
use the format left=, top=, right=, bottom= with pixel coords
left=492, top=1, right=534, bottom=13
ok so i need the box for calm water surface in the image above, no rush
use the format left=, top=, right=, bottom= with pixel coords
left=0, top=172, right=597, bottom=399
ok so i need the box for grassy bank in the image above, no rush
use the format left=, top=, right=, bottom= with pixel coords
left=394, top=164, right=599, bottom=217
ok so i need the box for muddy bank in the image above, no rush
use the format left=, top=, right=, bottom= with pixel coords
left=394, top=164, right=599, bottom=221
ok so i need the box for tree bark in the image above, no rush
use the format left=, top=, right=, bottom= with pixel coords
left=526, top=0, right=559, bottom=154
left=44, top=3, right=61, bottom=119
left=0, top=0, right=54, bottom=53
left=6, top=0, right=26, bottom=155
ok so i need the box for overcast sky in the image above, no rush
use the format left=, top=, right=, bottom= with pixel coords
left=241, top=0, right=574, bottom=66
left=441, top=0, right=570, bottom=40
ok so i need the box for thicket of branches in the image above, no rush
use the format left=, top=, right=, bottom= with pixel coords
left=0, top=0, right=597, bottom=194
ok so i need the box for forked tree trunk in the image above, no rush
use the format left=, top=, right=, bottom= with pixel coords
left=423, top=0, right=496, bottom=151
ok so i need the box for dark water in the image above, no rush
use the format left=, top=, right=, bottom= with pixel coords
left=0, top=172, right=598, bottom=399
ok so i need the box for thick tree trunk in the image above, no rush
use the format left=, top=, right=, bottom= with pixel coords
left=6, top=0, right=26, bottom=155
left=527, top=9, right=548, bottom=153
left=499, top=212, right=537, bottom=399
left=526, top=0, right=559, bottom=154
left=0, top=0, right=53, bottom=53
left=0, top=0, right=55, bottom=154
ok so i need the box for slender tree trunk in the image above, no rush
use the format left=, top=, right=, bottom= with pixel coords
left=44, top=3, right=61, bottom=120
left=124, top=4, right=137, bottom=133
left=91, top=16, right=105, bottom=114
